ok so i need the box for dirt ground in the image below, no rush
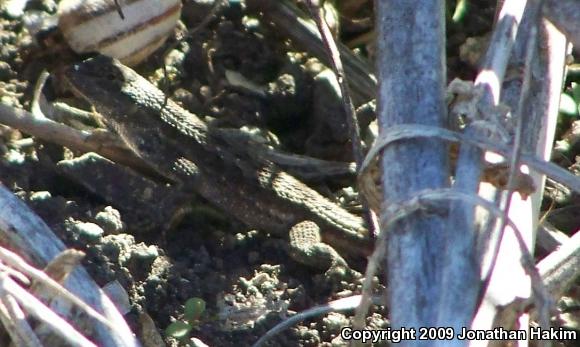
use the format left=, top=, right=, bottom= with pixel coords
left=0, top=1, right=578, bottom=346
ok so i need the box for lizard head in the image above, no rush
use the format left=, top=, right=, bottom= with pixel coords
left=62, top=54, right=164, bottom=119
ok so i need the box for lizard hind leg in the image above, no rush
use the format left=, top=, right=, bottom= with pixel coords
left=288, top=221, right=360, bottom=281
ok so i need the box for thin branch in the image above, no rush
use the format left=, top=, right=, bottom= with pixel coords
left=0, top=274, right=97, bottom=347
left=303, top=0, right=379, bottom=242
left=304, top=0, right=363, bottom=167
left=0, top=103, right=156, bottom=177
left=0, top=293, right=43, bottom=347
left=0, top=184, right=140, bottom=347
left=252, top=294, right=387, bottom=347
left=0, top=247, right=115, bottom=330
left=536, top=230, right=580, bottom=303
left=476, top=23, right=540, bottom=317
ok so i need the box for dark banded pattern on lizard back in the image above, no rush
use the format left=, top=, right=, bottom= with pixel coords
left=62, top=55, right=373, bottom=258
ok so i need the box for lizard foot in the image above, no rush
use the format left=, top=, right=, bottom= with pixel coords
left=288, top=221, right=360, bottom=281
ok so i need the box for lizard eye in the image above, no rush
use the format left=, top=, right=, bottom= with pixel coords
left=105, top=73, right=117, bottom=81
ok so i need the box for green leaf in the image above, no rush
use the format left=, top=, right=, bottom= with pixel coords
left=165, top=321, right=192, bottom=340
left=559, top=92, right=578, bottom=117
left=184, top=297, right=206, bottom=322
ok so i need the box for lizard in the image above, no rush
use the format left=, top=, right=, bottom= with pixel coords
left=60, top=55, right=373, bottom=268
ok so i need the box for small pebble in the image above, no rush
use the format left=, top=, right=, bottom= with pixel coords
left=296, top=327, right=321, bottom=346
left=322, top=312, right=349, bottom=335
left=130, top=244, right=159, bottom=262
left=29, top=191, right=52, bottom=201
left=95, top=206, right=124, bottom=234
left=73, top=221, right=104, bottom=243
left=2, top=0, right=28, bottom=18
left=330, top=335, right=349, bottom=347
left=0, top=61, right=14, bottom=80
left=189, top=337, right=210, bottom=347
left=0, top=150, right=26, bottom=165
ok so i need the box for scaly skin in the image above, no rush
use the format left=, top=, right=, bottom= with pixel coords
left=62, top=55, right=373, bottom=260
